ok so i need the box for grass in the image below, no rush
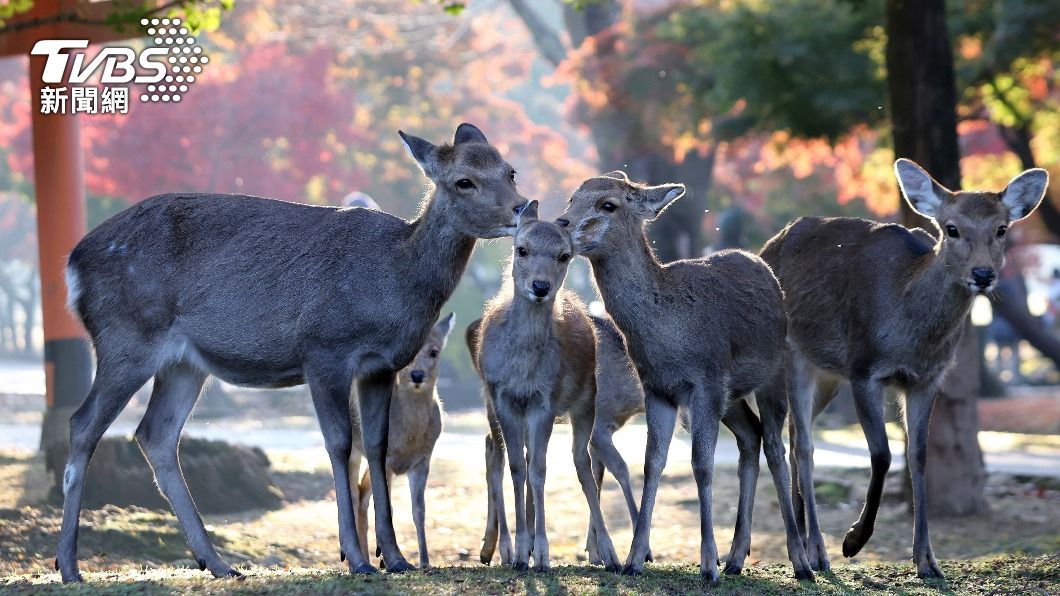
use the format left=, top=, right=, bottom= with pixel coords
left=1, top=556, right=1058, bottom=594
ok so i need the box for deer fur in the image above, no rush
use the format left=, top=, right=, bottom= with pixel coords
left=558, top=171, right=814, bottom=584
left=467, top=201, right=623, bottom=572
left=349, top=313, right=454, bottom=569
left=469, top=312, right=649, bottom=568
left=759, top=158, right=1049, bottom=578
left=56, top=123, right=527, bottom=582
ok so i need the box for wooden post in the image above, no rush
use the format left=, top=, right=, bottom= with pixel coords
left=29, top=51, right=94, bottom=485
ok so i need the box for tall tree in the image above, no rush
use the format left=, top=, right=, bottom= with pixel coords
left=885, top=0, right=985, bottom=516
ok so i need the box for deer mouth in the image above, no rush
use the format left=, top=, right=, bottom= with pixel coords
left=966, top=280, right=996, bottom=294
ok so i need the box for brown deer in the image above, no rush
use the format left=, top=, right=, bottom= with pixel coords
left=467, top=201, right=622, bottom=572
left=349, top=313, right=455, bottom=569
left=57, top=123, right=526, bottom=581
left=759, top=159, right=1048, bottom=578
left=558, top=171, right=813, bottom=584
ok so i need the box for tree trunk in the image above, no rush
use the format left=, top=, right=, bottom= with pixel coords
left=885, top=0, right=986, bottom=515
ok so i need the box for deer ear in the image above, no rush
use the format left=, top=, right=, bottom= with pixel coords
left=1000, top=168, right=1048, bottom=222
left=454, top=123, right=488, bottom=145
left=435, top=312, right=456, bottom=347
left=636, top=183, right=686, bottom=219
left=895, top=158, right=949, bottom=219
left=601, top=170, right=629, bottom=181
left=518, top=200, right=539, bottom=225
left=399, top=130, right=441, bottom=178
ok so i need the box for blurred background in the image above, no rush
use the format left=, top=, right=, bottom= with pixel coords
left=0, top=0, right=1058, bottom=580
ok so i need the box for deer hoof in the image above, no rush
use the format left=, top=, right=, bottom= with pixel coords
left=723, top=562, right=742, bottom=575
left=795, top=568, right=816, bottom=582
left=620, top=563, right=642, bottom=577
left=350, top=562, right=379, bottom=575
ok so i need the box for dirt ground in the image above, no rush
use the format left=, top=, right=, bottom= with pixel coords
left=1, top=418, right=1058, bottom=589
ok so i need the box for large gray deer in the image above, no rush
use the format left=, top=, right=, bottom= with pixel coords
left=56, top=123, right=527, bottom=582
left=759, top=159, right=1048, bottom=578
left=559, top=171, right=814, bottom=584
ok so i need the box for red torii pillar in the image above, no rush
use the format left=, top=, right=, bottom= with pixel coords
left=0, top=0, right=148, bottom=484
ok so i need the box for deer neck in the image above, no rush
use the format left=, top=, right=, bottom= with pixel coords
left=589, top=230, right=664, bottom=335
left=507, top=293, right=558, bottom=350
left=402, top=192, right=476, bottom=303
left=905, top=240, right=975, bottom=339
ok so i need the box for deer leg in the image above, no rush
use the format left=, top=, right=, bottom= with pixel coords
left=56, top=355, right=153, bottom=583
left=590, top=420, right=653, bottom=563
left=486, top=401, right=514, bottom=565
left=584, top=445, right=605, bottom=564
left=571, top=410, right=620, bottom=572
left=136, top=364, right=244, bottom=578
left=904, top=386, right=944, bottom=579
left=357, top=373, right=415, bottom=573
left=842, top=376, right=890, bottom=559
left=306, top=364, right=376, bottom=575
left=480, top=433, right=499, bottom=564
left=524, top=404, right=554, bottom=572
left=685, top=384, right=726, bottom=585
left=622, top=389, right=676, bottom=576
left=407, top=457, right=432, bottom=569
left=494, top=397, right=531, bottom=570
left=758, top=368, right=816, bottom=581
left=356, top=464, right=371, bottom=560
left=789, top=355, right=833, bottom=571
left=719, top=399, right=762, bottom=576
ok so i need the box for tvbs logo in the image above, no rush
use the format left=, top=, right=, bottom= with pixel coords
left=30, top=18, right=208, bottom=114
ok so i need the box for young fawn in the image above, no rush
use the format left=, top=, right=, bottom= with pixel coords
left=559, top=171, right=813, bottom=584
left=58, top=123, right=526, bottom=581
left=468, top=314, right=647, bottom=568
left=759, top=159, right=1048, bottom=578
left=468, top=201, right=623, bottom=572
left=349, top=313, right=455, bottom=569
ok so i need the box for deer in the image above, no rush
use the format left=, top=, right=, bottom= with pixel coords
left=758, top=158, right=1049, bottom=579
left=56, top=123, right=527, bottom=582
left=469, top=309, right=649, bottom=568
left=558, top=171, right=814, bottom=584
left=466, top=200, right=624, bottom=572
left=348, top=312, right=454, bottom=569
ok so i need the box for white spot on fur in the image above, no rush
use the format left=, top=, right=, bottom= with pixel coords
left=64, top=265, right=82, bottom=314
left=62, top=464, right=78, bottom=496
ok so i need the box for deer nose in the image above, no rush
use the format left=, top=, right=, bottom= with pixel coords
left=513, top=201, right=529, bottom=215
left=531, top=280, right=551, bottom=297
left=971, top=268, right=995, bottom=288
left=555, top=218, right=569, bottom=228
left=410, top=370, right=426, bottom=384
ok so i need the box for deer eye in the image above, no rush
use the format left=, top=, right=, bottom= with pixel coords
left=456, top=178, right=475, bottom=190
left=601, top=201, right=617, bottom=213
left=558, top=254, right=571, bottom=263
left=945, top=224, right=960, bottom=239
left=997, top=226, right=1007, bottom=238
left=510, top=169, right=517, bottom=183
left=516, top=246, right=528, bottom=257
left=429, top=349, right=439, bottom=358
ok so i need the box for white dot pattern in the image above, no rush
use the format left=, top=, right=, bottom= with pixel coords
left=139, top=18, right=207, bottom=103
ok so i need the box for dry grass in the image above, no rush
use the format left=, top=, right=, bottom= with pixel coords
left=1, top=416, right=1058, bottom=593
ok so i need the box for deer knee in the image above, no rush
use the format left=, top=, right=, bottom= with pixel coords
left=870, top=451, right=892, bottom=474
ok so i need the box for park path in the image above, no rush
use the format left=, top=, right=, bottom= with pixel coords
left=1, top=357, right=1057, bottom=477
left=1, top=410, right=1057, bottom=478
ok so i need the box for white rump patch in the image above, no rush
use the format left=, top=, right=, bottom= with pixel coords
left=64, top=265, right=82, bottom=314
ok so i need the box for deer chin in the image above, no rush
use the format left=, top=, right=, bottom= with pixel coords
left=480, top=224, right=518, bottom=239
